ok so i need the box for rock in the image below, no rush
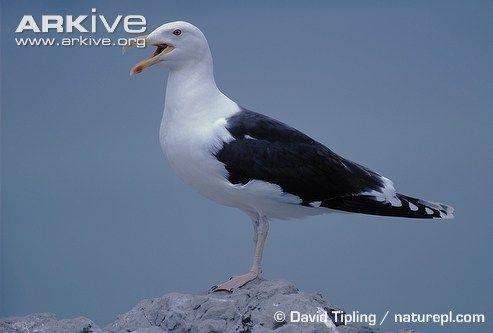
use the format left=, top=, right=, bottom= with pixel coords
left=107, top=279, right=335, bottom=332
left=0, top=313, right=103, bottom=333
left=1, top=279, right=410, bottom=333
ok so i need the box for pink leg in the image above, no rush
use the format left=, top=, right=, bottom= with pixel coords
left=212, top=217, right=269, bottom=292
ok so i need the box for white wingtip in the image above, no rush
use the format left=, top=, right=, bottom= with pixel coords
left=435, top=205, right=454, bottom=219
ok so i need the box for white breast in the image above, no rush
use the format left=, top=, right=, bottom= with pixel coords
left=159, top=96, right=240, bottom=208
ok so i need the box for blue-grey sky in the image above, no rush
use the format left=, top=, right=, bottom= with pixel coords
left=1, top=1, right=492, bottom=332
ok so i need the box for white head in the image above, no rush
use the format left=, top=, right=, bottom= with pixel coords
left=127, top=21, right=212, bottom=75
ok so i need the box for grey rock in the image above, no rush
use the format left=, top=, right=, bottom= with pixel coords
left=131, top=327, right=166, bottom=333
left=105, top=279, right=382, bottom=333
left=0, top=312, right=102, bottom=333
left=1, top=279, right=408, bottom=333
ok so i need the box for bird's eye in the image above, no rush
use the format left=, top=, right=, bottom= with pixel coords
left=173, top=29, right=182, bottom=36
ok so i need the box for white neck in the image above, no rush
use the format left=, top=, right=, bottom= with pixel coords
left=164, top=54, right=235, bottom=122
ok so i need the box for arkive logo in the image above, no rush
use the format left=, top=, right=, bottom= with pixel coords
left=15, top=8, right=146, bottom=33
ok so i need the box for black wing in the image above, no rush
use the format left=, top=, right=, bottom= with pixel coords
left=214, top=108, right=454, bottom=219
left=215, top=108, right=385, bottom=206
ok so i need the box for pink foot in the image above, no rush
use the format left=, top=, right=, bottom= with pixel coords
left=211, top=271, right=259, bottom=292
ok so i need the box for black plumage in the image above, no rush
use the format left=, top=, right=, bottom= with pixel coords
left=214, top=108, right=451, bottom=219
left=215, top=108, right=385, bottom=202
left=322, top=194, right=449, bottom=219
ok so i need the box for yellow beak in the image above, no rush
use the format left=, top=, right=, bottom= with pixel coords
left=123, top=35, right=175, bottom=75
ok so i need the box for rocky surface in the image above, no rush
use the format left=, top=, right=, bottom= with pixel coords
left=0, top=313, right=102, bottom=333
left=1, top=279, right=412, bottom=333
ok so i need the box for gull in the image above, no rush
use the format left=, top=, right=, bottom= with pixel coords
left=126, top=21, right=454, bottom=292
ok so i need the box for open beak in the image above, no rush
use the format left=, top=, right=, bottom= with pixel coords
left=124, top=35, right=175, bottom=75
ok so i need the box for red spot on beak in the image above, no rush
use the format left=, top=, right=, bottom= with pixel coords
left=131, top=65, right=144, bottom=75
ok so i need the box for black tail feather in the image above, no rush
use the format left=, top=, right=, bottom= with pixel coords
left=322, top=193, right=454, bottom=219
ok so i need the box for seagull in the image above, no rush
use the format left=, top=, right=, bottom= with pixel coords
left=126, top=21, right=454, bottom=291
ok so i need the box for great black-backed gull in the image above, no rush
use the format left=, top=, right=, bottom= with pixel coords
left=126, top=21, right=454, bottom=291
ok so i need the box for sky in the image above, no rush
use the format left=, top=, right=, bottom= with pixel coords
left=1, top=1, right=492, bottom=332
